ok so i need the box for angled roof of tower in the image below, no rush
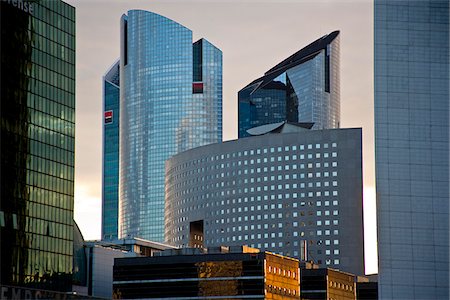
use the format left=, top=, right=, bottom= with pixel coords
left=104, top=59, right=120, bottom=87
left=242, top=30, right=340, bottom=94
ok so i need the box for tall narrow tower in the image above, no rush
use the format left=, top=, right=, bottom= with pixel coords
left=102, top=61, right=120, bottom=240
left=117, top=10, right=222, bottom=241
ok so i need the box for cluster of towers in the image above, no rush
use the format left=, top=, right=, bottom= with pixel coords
left=102, top=10, right=367, bottom=275
left=1, top=1, right=447, bottom=298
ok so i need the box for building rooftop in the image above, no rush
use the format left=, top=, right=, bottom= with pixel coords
left=243, top=30, right=340, bottom=93
left=247, top=121, right=314, bottom=136
left=85, top=237, right=177, bottom=252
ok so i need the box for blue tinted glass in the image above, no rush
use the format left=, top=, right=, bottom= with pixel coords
left=118, top=11, right=222, bottom=241
left=238, top=32, right=340, bottom=138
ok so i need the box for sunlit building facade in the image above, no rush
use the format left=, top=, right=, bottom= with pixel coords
left=113, top=246, right=300, bottom=299
left=119, top=10, right=222, bottom=241
left=102, top=61, right=120, bottom=240
left=0, top=0, right=76, bottom=292
left=375, top=1, right=449, bottom=299
left=238, top=31, right=340, bottom=137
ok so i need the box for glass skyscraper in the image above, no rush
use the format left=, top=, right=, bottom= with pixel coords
left=0, top=0, right=76, bottom=292
left=238, top=31, right=340, bottom=138
left=102, top=61, right=120, bottom=241
left=118, top=10, right=222, bottom=241
left=375, top=1, right=449, bottom=299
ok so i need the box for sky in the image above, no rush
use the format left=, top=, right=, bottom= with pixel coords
left=66, top=0, right=377, bottom=274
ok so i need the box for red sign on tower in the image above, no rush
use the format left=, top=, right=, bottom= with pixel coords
left=105, top=110, right=113, bottom=124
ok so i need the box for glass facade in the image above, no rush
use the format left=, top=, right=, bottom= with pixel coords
left=238, top=31, right=340, bottom=138
left=375, top=1, right=449, bottom=299
left=102, top=61, right=120, bottom=241
left=119, top=10, right=222, bottom=242
left=0, top=0, right=76, bottom=292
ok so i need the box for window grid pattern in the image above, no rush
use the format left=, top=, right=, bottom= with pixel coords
left=165, top=129, right=364, bottom=275
left=375, top=1, right=449, bottom=299
left=1, top=0, right=75, bottom=292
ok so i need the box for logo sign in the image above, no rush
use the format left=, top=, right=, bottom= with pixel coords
left=0, top=285, right=70, bottom=299
left=105, top=110, right=113, bottom=124
left=4, top=0, right=34, bottom=15
left=193, top=82, right=204, bottom=94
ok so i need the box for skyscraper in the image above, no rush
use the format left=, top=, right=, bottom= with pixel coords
left=375, top=1, right=449, bottom=299
left=118, top=10, right=222, bottom=241
left=102, top=61, right=120, bottom=241
left=0, top=0, right=76, bottom=292
left=238, top=31, right=340, bottom=138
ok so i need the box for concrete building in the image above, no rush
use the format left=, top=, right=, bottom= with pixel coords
left=113, top=246, right=300, bottom=299
left=165, top=122, right=364, bottom=275
left=374, top=1, right=449, bottom=298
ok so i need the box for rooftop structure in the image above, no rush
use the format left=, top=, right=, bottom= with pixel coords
left=238, top=31, right=340, bottom=137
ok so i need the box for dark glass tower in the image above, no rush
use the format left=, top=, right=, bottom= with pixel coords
left=102, top=61, right=120, bottom=241
left=118, top=10, right=222, bottom=242
left=0, top=0, right=76, bottom=292
left=238, top=31, right=340, bottom=137
left=375, top=1, right=449, bottom=299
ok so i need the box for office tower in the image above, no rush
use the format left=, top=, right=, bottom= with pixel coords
left=119, top=10, right=222, bottom=241
left=0, top=0, right=76, bottom=292
left=165, top=123, right=365, bottom=275
left=113, top=246, right=300, bottom=299
left=238, top=31, right=340, bottom=138
left=375, top=1, right=449, bottom=299
left=102, top=61, right=120, bottom=240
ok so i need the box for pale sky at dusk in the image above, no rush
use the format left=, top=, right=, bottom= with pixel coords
left=66, top=0, right=377, bottom=274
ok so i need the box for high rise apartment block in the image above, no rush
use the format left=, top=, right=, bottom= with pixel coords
left=375, top=1, right=449, bottom=299
left=238, top=31, right=340, bottom=137
left=165, top=123, right=364, bottom=275
left=113, top=10, right=222, bottom=242
left=1, top=0, right=76, bottom=292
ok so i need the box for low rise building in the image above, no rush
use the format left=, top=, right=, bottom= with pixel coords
left=73, top=236, right=175, bottom=299
left=300, top=267, right=356, bottom=300
left=356, top=275, right=378, bottom=300
left=113, top=246, right=299, bottom=299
